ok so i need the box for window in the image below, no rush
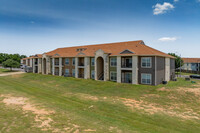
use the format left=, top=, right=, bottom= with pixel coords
left=65, top=69, right=69, bottom=76
left=110, top=57, right=117, bottom=67
left=72, top=58, right=75, bottom=66
left=141, top=74, right=152, bottom=85
left=141, top=57, right=151, bottom=68
left=72, top=69, right=75, bottom=77
left=65, top=58, right=69, bottom=65
left=110, top=71, right=117, bottom=81
left=91, top=70, right=95, bottom=79
left=91, top=58, right=95, bottom=66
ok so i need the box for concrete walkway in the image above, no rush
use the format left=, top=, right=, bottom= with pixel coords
left=0, top=72, right=25, bottom=77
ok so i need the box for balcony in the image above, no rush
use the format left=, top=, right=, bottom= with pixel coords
left=121, top=57, right=132, bottom=69
left=78, top=73, right=84, bottom=78
left=78, top=62, right=84, bottom=66
left=78, top=57, right=84, bottom=67
left=121, top=63, right=132, bottom=68
left=121, top=71, right=132, bottom=84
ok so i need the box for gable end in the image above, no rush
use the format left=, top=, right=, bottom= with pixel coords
left=120, top=49, right=134, bottom=54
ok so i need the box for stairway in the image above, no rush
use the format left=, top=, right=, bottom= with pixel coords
left=98, top=72, right=104, bottom=80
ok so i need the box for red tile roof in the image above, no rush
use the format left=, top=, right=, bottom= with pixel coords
left=182, top=58, right=200, bottom=63
left=21, top=54, right=42, bottom=60
left=45, top=40, right=174, bottom=58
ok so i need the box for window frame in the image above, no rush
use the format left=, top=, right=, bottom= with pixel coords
left=65, top=69, right=69, bottom=75
left=110, top=71, right=117, bottom=81
left=72, top=58, right=75, bottom=66
left=110, top=57, right=117, bottom=67
left=91, top=58, right=95, bottom=66
left=141, top=57, right=152, bottom=68
left=141, top=73, right=152, bottom=85
left=91, top=70, right=95, bottom=79
left=65, top=58, right=70, bottom=65
left=72, top=69, right=75, bottom=77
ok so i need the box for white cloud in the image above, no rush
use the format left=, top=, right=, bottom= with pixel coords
left=153, top=2, right=175, bottom=15
left=158, top=37, right=177, bottom=42
left=174, top=0, right=179, bottom=2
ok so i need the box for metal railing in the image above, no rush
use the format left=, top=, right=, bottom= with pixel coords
left=78, top=73, right=84, bottom=78
left=121, top=77, right=132, bottom=83
left=78, top=63, right=84, bottom=66
left=121, top=63, right=132, bottom=68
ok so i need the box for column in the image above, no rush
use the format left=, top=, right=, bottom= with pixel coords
left=117, top=56, right=121, bottom=83
left=33, top=58, right=35, bottom=73
left=84, top=57, right=90, bottom=79
left=165, top=58, right=170, bottom=81
left=75, top=57, right=78, bottom=78
left=38, top=58, right=41, bottom=73
left=30, top=58, right=33, bottom=67
left=59, top=57, right=62, bottom=76
left=52, top=58, right=55, bottom=75
left=26, top=59, right=28, bottom=66
left=132, top=56, right=138, bottom=84
left=104, top=56, right=109, bottom=81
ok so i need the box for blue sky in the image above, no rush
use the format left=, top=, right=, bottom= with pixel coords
left=0, top=0, right=200, bottom=57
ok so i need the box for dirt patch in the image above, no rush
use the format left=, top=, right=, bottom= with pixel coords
left=84, top=129, right=96, bottom=132
left=157, top=87, right=171, bottom=92
left=109, top=126, right=122, bottom=133
left=121, top=98, right=200, bottom=120
left=1, top=95, right=54, bottom=131
left=0, top=72, right=25, bottom=77
left=142, top=94, right=160, bottom=98
left=64, top=93, right=99, bottom=101
left=79, top=94, right=99, bottom=101
left=178, top=87, right=200, bottom=97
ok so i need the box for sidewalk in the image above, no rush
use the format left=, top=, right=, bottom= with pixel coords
left=0, top=72, right=25, bottom=77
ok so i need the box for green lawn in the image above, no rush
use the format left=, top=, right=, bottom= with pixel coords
left=176, top=72, right=199, bottom=76
left=0, top=73, right=200, bottom=133
left=0, top=68, right=12, bottom=73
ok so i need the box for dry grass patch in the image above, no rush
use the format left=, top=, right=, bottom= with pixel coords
left=121, top=97, right=200, bottom=120
left=1, top=94, right=55, bottom=131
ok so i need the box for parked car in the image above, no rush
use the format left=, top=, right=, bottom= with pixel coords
left=20, top=64, right=26, bottom=69
left=190, top=75, right=200, bottom=79
left=25, top=66, right=33, bottom=73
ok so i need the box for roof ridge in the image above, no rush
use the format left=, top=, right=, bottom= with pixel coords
left=57, top=40, right=143, bottom=49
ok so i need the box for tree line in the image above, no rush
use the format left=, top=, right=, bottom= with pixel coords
left=0, top=53, right=27, bottom=71
left=0, top=53, right=27, bottom=64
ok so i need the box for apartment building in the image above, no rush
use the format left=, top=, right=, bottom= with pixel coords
left=22, top=40, right=175, bottom=85
left=182, top=58, right=200, bottom=72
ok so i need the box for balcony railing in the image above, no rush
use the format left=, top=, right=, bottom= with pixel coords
left=121, top=77, right=132, bottom=83
left=64, top=73, right=75, bottom=77
left=78, top=63, right=84, bottom=66
left=121, top=63, right=132, bottom=68
left=55, top=62, right=59, bottom=66
left=78, top=73, right=84, bottom=78
left=55, top=72, right=59, bottom=75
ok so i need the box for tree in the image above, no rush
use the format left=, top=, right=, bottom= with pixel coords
left=0, top=53, right=27, bottom=64
left=2, top=59, right=20, bottom=71
left=168, top=53, right=184, bottom=69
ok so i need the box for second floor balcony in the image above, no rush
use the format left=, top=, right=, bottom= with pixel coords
left=121, top=57, right=132, bottom=68
left=78, top=57, right=84, bottom=66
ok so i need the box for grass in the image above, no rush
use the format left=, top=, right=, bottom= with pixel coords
left=0, top=73, right=200, bottom=132
left=176, top=72, right=199, bottom=76
left=0, top=68, right=12, bottom=73
left=0, top=68, right=19, bottom=74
